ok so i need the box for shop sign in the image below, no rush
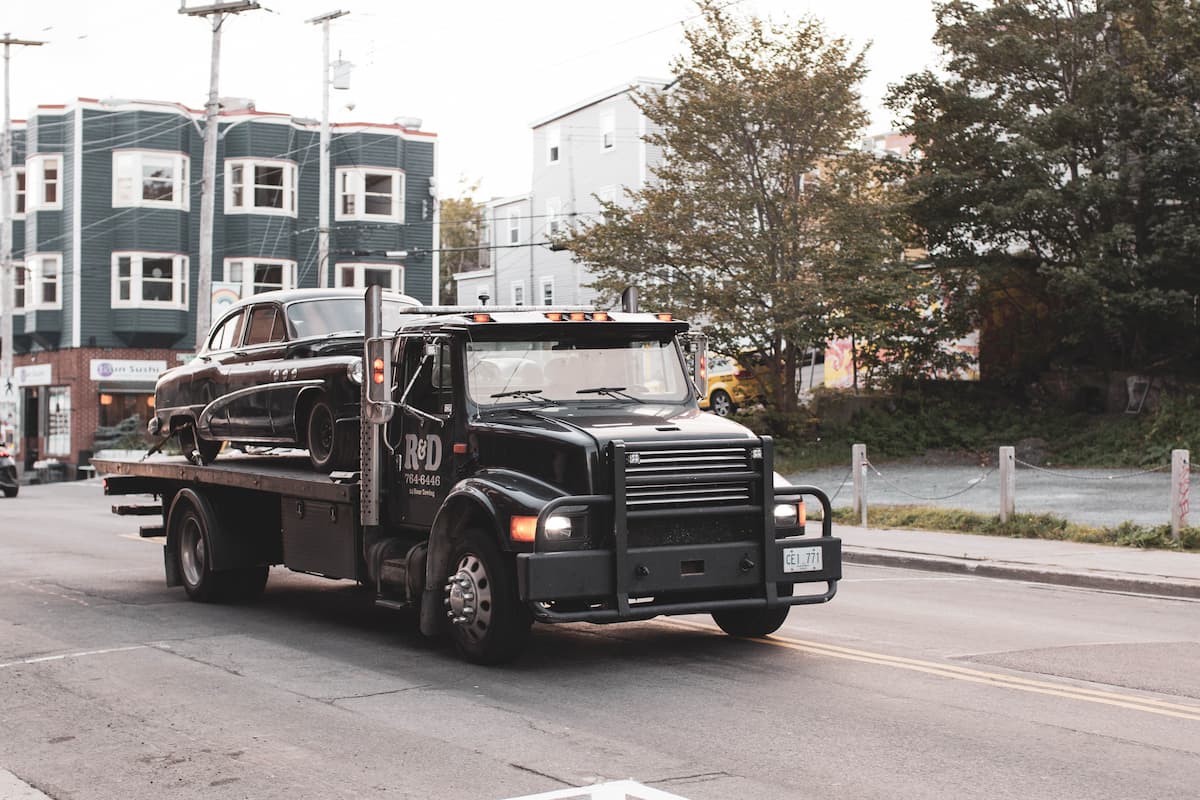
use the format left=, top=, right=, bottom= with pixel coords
left=15, top=363, right=53, bottom=387
left=89, top=359, right=168, bottom=383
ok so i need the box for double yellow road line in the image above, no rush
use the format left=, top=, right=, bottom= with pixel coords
left=664, top=618, right=1200, bottom=722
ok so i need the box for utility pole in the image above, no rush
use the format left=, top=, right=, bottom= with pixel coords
left=1, top=34, right=45, bottom=399
left=307, top=10, right=348, bottom=289
left=179, top=0, right=261, bottom=346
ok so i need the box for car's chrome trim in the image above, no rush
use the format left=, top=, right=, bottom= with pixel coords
left=196, top=379, right=325, bottom=432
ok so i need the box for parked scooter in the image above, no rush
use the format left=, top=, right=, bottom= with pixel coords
left=0, top=446, right=18, bottom=498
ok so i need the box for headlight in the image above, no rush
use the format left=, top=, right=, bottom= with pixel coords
left=544, top=515, right=573, bottom=539
left=773, top=503, right=800, bottom=527
left=347, top=359, right=364, bottom=384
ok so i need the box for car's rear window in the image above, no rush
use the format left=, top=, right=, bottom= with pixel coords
left=286, top=298, right=417, bottom=337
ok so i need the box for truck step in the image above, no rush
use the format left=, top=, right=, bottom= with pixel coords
left=139, top=525, right=165, bottom=539
left=112, top=503, right=162, bottom=516
left=374, top=598, right=411, bottom=612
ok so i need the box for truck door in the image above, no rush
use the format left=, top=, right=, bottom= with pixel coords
left=393, top=336, right=458, bottom=529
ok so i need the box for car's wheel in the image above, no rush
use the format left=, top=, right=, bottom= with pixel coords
left=175, top=501, right=268, bottom=603
left=306, top=394, right=357, bottom=472
left=178, top=425, right=221, bottom=465
left=444, top=528, right=532, bottom=664
left=709, top=389, right=735, bottom=417
left=712, top=584, right=793, bottom=638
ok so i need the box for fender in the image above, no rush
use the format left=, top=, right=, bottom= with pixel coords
left=417, top=470, right=569, bottom=637
left=166, top=487, right=269, bottom=584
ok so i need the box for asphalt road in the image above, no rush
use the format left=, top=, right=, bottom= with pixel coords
left=792, top=461, right=1179, bottom=528
left=1, top=482, right=1199, bottom=799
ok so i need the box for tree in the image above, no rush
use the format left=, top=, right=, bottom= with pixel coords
left=438, top=180, right=487, bottom=302
left=888, top=0, right=1200, bottom=377
left=565, top=1, right=964, bottom=415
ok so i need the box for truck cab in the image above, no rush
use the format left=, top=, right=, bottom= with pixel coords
left=366, top=300, right=841, bottom=663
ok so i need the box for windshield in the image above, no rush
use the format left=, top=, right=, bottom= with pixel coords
left=286, top=297, right=417, bottom=338
left=466, top=337, right=691, bottom=406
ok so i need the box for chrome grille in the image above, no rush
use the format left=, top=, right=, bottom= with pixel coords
left=625, top=446, right=755, bottom=510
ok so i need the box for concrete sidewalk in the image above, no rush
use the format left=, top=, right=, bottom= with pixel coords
left=834, top=523, right=1200, bottom=599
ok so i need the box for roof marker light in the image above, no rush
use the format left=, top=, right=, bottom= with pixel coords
left=592, top=311, right=609, bottom=321
left=656, top=313, right=673, bottom=321
left=472, top=313, right=493, bottom=323
left=545, top=312, right=564, bottom=321
left=569, top=312, right=587, bottom=321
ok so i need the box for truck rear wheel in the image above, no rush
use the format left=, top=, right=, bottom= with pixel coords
left=444, top=528, right=532, bottom=664
left=175, top=501, right=268, bottom=603
left=711, top=584, right=793, bottom=638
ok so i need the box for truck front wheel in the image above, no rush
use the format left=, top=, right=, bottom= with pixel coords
left=711, top=584, right=793, bottom=638
left=444, top=529, right=532, bottom=664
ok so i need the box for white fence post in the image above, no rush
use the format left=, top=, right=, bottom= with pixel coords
left=999, top=446, right=1015, bottom=523
left=852, top=443, right=867, bottom=527
left=1171, top=449, right=1190, bottom=541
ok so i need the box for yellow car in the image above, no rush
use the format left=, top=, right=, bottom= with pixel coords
left=700, top=354, right=764, bottom=417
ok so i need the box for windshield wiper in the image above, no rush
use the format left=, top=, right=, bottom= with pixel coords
left=490, top=389, right=553, bottom=404
left=575, top=386, right=643, bottom=402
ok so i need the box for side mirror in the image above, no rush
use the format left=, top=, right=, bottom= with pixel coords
left=364, top=336, right=394, bottom=423
left=679, top=333, right=707, bottom=396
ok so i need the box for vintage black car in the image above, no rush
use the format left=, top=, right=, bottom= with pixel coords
left=151, top=288, right=421, bottom=471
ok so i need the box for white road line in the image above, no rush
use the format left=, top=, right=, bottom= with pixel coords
left=0, top=644, right=170, bottom=670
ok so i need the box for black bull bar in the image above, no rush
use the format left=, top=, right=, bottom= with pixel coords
left=516, top=438, right=841, bottom=624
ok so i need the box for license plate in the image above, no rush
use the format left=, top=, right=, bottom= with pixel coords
left=783, top=546, right=822, bottom=573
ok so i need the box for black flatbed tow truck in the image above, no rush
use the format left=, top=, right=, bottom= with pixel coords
left=96, top=288, right=841, bottom=664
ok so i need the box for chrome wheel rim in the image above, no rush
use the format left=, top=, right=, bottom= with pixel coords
left=180, top=517, right=205, bottom=587
left=445, top=553, right=494, bottom=642
left=712, top=392, right=732, bottom=416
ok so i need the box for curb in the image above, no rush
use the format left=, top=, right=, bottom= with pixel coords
left=843, top=547, right=1200, bottom=600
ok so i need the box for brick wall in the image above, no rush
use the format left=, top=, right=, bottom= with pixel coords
left=12, top=347, right=189, bottom=471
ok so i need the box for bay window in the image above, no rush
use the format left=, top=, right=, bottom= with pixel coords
left=112, top=252, right=189, bottom=309
left=113, top=150, right=189, bottom=209
left=225, top=158, right=297, bottom=215
left=336, top=167, right=404, bottom=222
left=223, top=258, right=297, bottom=296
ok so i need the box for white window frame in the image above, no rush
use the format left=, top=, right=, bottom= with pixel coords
left=546, top=126, right=561, bottom=165
left=111, top=252, right=189, bottom=310
left=24, top=253, right=63, bottom=310
left=600, top=110, right=616, bottom=151
left=112, top=150, right=190, bottom=210
left=11, top=259, right=25, bottom=310
left=540, top=276, right=555, bottom=306
left=545, top=197, right=562, bottom=236
left=507, top=210, right=521, bottom=244
left=26, top=154, right=62, bottom=211
left=335, top=166, right=405, bottom=222
left=11, top=167, right=25, bottom=218
left=335, top=262, right=405, bottom=292
left=224, top=158, right=298, bottom=216
left=222, top=258, right=298, bottom=297
left=510, top=281, right=525, bottom=306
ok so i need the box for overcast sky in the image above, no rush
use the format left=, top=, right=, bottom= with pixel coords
left=5, top=0, right=939, bottom=200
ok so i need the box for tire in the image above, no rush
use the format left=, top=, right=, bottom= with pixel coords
left=444, top=528, right=532, bottom=665
left=712, top=584, right=793, bottom=638
left=709, top=389, right=735, bottom=417
left=179, top=425, right=221, bottom=465
left=306, top=395, right=357, bottom=472
left=175, top=501, right=268, bottom=603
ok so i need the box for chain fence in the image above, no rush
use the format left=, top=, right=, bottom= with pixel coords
left=863, top=459, right=997, bottom=502
left=1014, top=458, right=1171, bottom=482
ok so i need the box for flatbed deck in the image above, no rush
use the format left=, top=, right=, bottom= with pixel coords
left=91, top=455, right=357, bottom=505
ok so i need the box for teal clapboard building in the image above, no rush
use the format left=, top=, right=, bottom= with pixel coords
left=3, top=98, right=436, bottom=473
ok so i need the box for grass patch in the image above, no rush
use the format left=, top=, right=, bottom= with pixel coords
left=817, top=504, right=1200, bottom=551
